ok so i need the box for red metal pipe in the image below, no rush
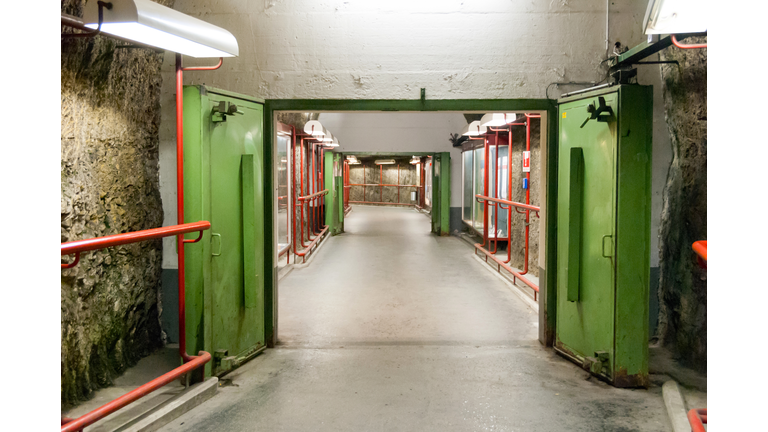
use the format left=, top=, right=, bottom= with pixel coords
left=492, top=131, right=500, bottom=254
left=521, top=114, right=533, bottom=275
left=692, top=240, right=707, bottom=269
left=349, top=183, right=422, bottom=187
left=474, top=243, right=539, bottom=299
left=349, top=201, right=416, bottom=206
left=482, top=136, right=490, bottom=248
left=475, top=194, right=540, bottom=213
left=397, top=164, right=400, bottom=203
left=62, top=222, right=210, bottom=257
left=505, top=129, right=514, bottom=264
left=379, top=164, right=383, bottom=203
left=687, top=408, right=707, bottom=432
left=292, top=130, right=298, bottom=255
left=61, top=352, right=211, bottom=432
left=181, top=58, right=223, bottom=71
left=671, top=34, right=707, bottom=49
left=298, top=190, right=329, bottom=201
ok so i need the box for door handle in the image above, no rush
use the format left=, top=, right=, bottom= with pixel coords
left=566, top=147, right=584, bottom=302
left=211, top=233, right=222, bottom=256
left=602, top=234, right=613, bottom=258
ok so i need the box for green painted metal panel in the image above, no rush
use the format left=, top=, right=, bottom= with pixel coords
left=439, top=152, right=451, bottom=236
left=555, top=85, right=651, bottom=387
left=431, top=157, right=440, bottom=234
left=324, top=152, right=335, bottom=234
left=613, top=85, right=652, bottom=386
left=542, top=104, right=560, bottom=347
left=183, top=85, right=265, bottom=377
left=242, top=154, right=258, bottom=309
left=566, top=147, right=584, bottom=302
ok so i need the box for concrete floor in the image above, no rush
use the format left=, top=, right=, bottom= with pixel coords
left=160, top=205, right=671, bottom=432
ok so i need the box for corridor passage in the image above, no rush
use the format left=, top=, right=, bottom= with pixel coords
left=161, top=206, right=669, bottom=431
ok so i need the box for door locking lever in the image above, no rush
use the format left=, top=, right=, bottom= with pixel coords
left=580, top=96, right=615, bottom=128
left=212, top=101, right=244, bottom=122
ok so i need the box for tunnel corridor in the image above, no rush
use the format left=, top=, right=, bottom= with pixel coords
left=159, top=206, right=668, bottom=431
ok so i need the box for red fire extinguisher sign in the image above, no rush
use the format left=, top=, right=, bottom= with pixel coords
left=522, top=151, right=530, bottom=172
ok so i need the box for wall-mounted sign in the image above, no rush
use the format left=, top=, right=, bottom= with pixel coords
left=522, top=151, right=531, bottom=172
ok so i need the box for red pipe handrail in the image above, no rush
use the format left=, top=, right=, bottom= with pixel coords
left=61, top=221, right=210, bottom=259
left=475, top=195, right=541, bottom=214
left=61, top=352, right=211, bottom=432
left=474, top=245, right=539, bottom=296
left=298, top=189, right=329, bottom=201
left=692, top=240, right=707, bottom=261
left=687, top=408, right=707, bottom=432
left=671, top=34, right=707, bottom=50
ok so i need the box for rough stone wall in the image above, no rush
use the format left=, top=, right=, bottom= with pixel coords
left=506, top=119, right=541, bottom=277
left=656, top=36, right=707, bottom=371
left=349, top=159, right=418, bottom=205
left=61, top=0, right=172, bottom=408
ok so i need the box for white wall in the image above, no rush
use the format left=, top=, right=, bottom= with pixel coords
left=158, top=0, right=670, bottom=268
left=319, top=112, right=467, bottom=207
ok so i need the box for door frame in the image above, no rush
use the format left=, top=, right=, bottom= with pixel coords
left=263, top=99, right=558, bottom=348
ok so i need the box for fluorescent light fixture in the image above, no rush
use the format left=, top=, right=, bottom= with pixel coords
left=304, top=120, right=324, bottom=136
left=643, top=0, right=706, bottom=34
left=461, top=121, right=487, bottom=137
left=348, top=160, right=360, bottom=165
left=480, top=113, right=517, bottom=127
left=83, top=0, right=238, bottom=58
left=375, top=159, right=396, bottom=165
left=321, top=129, right=334, bottom=142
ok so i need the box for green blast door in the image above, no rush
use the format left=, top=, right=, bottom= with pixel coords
left=555, top=85, right=652, bottom=387
left=182, top=86, right=266, bottom=377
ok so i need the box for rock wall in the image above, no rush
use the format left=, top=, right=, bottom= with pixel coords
left=60, top=0, right=172, bottom=408
left=349, top=159, right=419, bottom=205
left=656, top=36, right=707, bottom=371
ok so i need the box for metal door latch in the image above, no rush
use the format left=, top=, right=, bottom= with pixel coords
left=580, top=96, right=615, bottom=128
left=583, top=351, right=610, bottom=376
left=212, top=101, right=244, bottom=122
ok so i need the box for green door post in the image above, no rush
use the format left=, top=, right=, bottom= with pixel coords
left=439, top=152, right=451, bottom=236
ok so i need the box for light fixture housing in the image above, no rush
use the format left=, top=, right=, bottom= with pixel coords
left=304, top=120, right=325, bottom=136
left=480, top=113, right=517, bottom=127
left=83, top=0, right=239, bottom=58
left=643, top=0, right=706, bottom=35
left=320, top=129, right=334, bottom=142
left=461, top=121, right=487, bottom=137
left=375, top=159, right=396, bottom=165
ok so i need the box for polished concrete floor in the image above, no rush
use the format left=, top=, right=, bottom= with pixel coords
left=160, top=205, right=670, bottom=431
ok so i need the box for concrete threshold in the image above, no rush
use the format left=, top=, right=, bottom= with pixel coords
left=64, top=378, right=218, bottom=432
left=662, top=380, right=692, bottom=432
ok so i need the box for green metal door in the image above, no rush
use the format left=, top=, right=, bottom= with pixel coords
left=183, top=86, right=265, bottom=377
left=555, top=85, right=652, bottom=387
left=555, top=92, right=617, bottom=379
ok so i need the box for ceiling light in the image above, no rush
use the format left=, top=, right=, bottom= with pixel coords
left=375, top=159, right=396, bottom=165
left=461, top=121, right=487, bottom=137
left=480, top=113, right=517, bottom=127
left=304, top=120, right=324, bottom=136
left=83, top=0, right=239, bottom=58
left=320, top=129, right=334, bottom=142
left=643, top=0, right=706, bottom=34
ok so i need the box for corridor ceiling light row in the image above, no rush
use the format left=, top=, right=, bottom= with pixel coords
left=480, top=113, right=517, bottom=127
left=83, top=0, right=239, bottom=58
left=375, top=159, right=396, bottom=165
left=461, top=121, right=487, bottom=137
left=304, top=120, right=340, bottom=147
